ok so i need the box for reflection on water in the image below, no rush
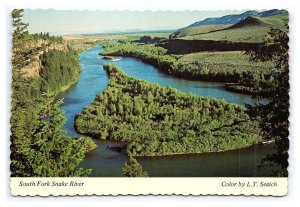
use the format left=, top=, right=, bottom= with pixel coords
left=58, top=45, right=275, bottom=177
left=80, top=141, right=278, bottom=177
left=138, top=143, right=279, bottom=177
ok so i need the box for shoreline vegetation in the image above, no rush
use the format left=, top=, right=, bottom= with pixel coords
left=102, top=55, right=114, bottom=60
left=100, top=42, right=275, bottom=95
left=74, top=64, right=262, bottom=157
left=101, top=55, right=120, bottom=62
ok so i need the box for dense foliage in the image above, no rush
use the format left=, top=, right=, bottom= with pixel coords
left=100, top=42, right=274, bottom=94
left=40, top=48, right=81, bottom=93
left=11, top=9, right=92, bottom=177
left=12, top=99, right=92, bottom=177
left=75, top=64, right=262, bottom=156
left=224, top=72, right=275, bottom=95
left=245, top=28, right=289, bottom=176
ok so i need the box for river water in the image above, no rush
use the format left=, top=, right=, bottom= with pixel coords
left=58, top=45, right=279, bottom=177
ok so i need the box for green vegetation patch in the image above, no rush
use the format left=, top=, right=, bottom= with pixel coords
left=102, top=56, right=115, bottom=60
left=178, top=51, right=274, bottom=73
left=40, top=49, right=81, bottom=94
left=170, top=24, right=231, bottom=38
left=181, top=26, right=270, bottom=42
left=74, top=64, right=262, bottom=156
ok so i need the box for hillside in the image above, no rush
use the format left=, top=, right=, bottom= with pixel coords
left=169, top=24, right=231, bottom=38
left=227, top=16, right=269, bottom=29
left=228, top=14, right=288, bottom=30
left=178, top=13, right=288, bottom=43
left=186, top=9, right=287, bottom=28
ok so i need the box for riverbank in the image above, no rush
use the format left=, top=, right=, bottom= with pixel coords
left=56, top=77, right=79, bottom=95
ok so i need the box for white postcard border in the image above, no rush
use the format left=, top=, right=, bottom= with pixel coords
left=4, top=0, right=299, bottom=201
left=11, top=177, right=287, bottom=196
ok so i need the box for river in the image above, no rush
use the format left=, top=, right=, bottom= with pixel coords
left=57, top=45, right=279, bottom=177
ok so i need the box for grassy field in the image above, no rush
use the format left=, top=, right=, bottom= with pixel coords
left=170, top=24, right=231, bottom=38
left=177, top=13, right=288, bottom=43
left=177, top=51, right=274, bottom=73
left=62, top=35, right=103, bottom=51
left=254, top=13, right=288, bottom=28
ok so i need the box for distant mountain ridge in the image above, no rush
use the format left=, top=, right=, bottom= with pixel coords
left=170, top=12, right=288, bottom=43
left=187, top=9, right=287, bottom=28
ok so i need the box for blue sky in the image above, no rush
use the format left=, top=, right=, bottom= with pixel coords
left=23, top=9, right=247, bottom=35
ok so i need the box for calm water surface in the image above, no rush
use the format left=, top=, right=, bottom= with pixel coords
left=58, top=46, right=278, bottom=177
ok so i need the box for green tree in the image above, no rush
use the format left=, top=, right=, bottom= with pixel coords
left=12, top=9, right=31, bottom=70
left=245, top=27, right=289, bottom=176
left=11, top=9, right=40, bottom=107
left=122, top=157, right=149, bottom=177
left=11, top=9, right=39, bottom=176
left=22, top=98, right=91, bottom=177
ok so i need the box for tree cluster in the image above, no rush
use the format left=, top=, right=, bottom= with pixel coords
left=32, top=32, right=64, bottom=44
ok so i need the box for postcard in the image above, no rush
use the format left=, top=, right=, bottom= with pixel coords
left=10, top=9, right=289, bottom=196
